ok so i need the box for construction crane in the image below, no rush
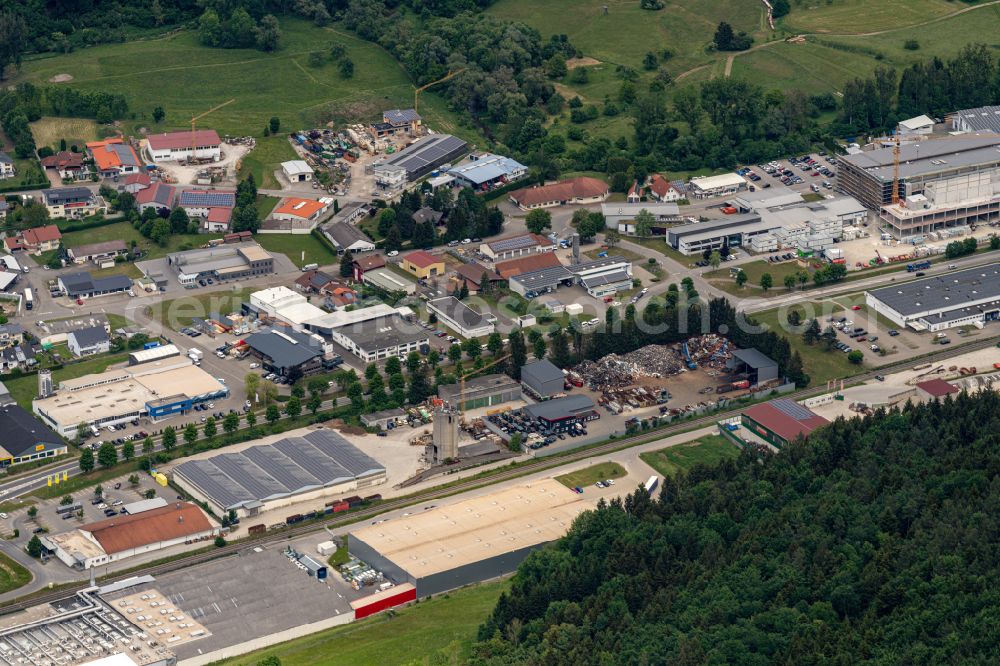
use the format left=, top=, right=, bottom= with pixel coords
left=190, top=99, right=235, bottom=158
left=458, top=352, right=511, bottom=415
left=413, top=69, right=466, bottom=114
left=890, top=131, right=902, bottom=206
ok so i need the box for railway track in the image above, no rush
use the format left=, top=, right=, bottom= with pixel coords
left=3, top=336, right=997, bottom=616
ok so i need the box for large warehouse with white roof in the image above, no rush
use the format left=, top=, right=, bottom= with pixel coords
left=349, top=479, right=590, bottom=596
left=172, top=428, right=387, bottom=518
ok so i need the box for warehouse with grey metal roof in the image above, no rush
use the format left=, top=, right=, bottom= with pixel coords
left=172, top=428, right=387, bottom=517
left=866, top=262, right=1000, bottom=332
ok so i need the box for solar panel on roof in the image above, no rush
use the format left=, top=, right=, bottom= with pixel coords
left=180, top=191, right=236, bottom=207
left=490, top=235, right=541, bottom=252
left=772, top=399, right=816, bottom=421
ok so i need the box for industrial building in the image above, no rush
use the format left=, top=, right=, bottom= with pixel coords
left=281, top=159, right=314, bottom=182
left=269, top=196, right=329, bottom=229
left=732, top=185, right=804, bottom=212
left=520, top=359, right=565, bottom=399
left=667, top=214, right=776, bottom=255
left=58, top=272, right=132, bottom=299
left=445, top=153, right=527, bottom=190
left=569, top=255, right=634, bottom=298
left=508, top=264, right=574, bottom=297
left=438, top=373, right=520, bottom=411
left=330, top=314, right=428, bottom=362
left=479, top=233, right=555, bottom=262
left=361, top=267, right=417, bottom=294
left=360, top=407, right=407, bottom=429
left=128, top=344, right=180, bottom=366
left=750, top=197, right=868, bottom=254
left=146, top=129, right=222, bottom=162
left=243, top=327, right=326, bottom=377
left=726, top=348, right=779, bottom=386
left=951, top=105, right=1000, bottom=134
left=250, top=286, right=328, bottom=331
left=400, top=250, right=445, bottom=279
left=45, top=502, right=217, bottom=569
left=67, top=240, right=129, bottom=265
left=522, top=395, right=598, bottom=432
left=600, top=202, right=681, bottom=236
left=687, top=173, right=747, bottom=198
left=741, top=399, right=828, bottom=448
left=898, top=114, right=936, bottom=136
left=67, top=325, right=110, bottom=357
left=373, top=134, right=468, bottom=190
left=173, top=429, right=386, bottom=518
left=494, top=252, right=563, bottom=279
left=866, top=263, right=1000, bottom=331
left=878, top=168, right=1000, bottom=239
left=508, top=177, right=609, bottom=210
left=838, top=135, right=1000, bottom=211
left=165, top=243, right=273, bottom=284
left=0, top=404, right=68, bottom=468
left=427, top=296, right=494, bottom=339
left=349, top=479, right=591, bottom=596
left=33, top=357, right=228, bottom=436
left=322, top=221, right=376, bottom=254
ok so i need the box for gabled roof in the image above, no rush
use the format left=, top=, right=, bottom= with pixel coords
left=384, top=108, right=422, bottom=124
left=485, top=233, right=552, bottom=254
left=81, top=502, right=213, bottom=555
left=178, top=189, right=236, bottom=208
left=413, top=207, right=444, bottom=225
left=22, top=225, right=62, bottom=245
left=274, top=197, right=326, bottom=219
left=326, top=221, right=374, bottom=249
left=206, top=207, right=232, bottom=224
left=68, top=325, right=109, bottom=348
left=135, top=182, right=176, bottom=207
left=147, top=130, right=221, bottom=151
left=649, top=173, right=680, bottom=199
left=69, top=239, right=128, bottom=257
left=0, top=405, right=62, bottom=457
left=123, top=172, right=151, bottom=188
left=403, top=250, right=441, bottom=269
left=353, top=254, right=385, bottom=271
left=743, top=399, right=828, bottom=443
left=917, top=378, right=959, bottom=398
left=509, top=177, right=609, bottom=207
left=494, top=252, right=563, bottom=279
left=40, top=151, right=83, bottom=169
left=0, top=152, right=12, bottom=165
left=454, top=263, right=500, bottom=286
left=87, top=138, right=140, bottom=171
left=42, top=187, right=92, bottom=205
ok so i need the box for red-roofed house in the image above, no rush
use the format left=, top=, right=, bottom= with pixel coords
left=269, top=197, right=330, bottom=230
left=86, top=138, right=142, bottom=177
left=741, top=399, right=829, bottom=448
left=146, top=129, right=222, bottom=163
left=509, top=177, right=609, bottom=210
left=648, top=174, right=683, bottom=202
left=626, top=180, right=641, bottom=203
left=9, top=225, right=62, bottom=255
left=120, top=172, right=152, bottom=194
left=401, top=250, right=444, bottom=279
left=40, top=151, right=86, bottom=180
left=135, top=182, right=176, bottom=212
left=353, top=254, right=385, bottom=281
left=205, top=206, right=233, bottom=232
left=916, top=379, right=959, bottom=400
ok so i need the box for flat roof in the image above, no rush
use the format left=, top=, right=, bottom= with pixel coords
left=428, top=296, right=489, bottom=331
left=689, top=173, right=746, bottom=190
left=333, top=314, right=427, bottom=352
left=244, top=327, right=324, bottom=368
left=351, top=479, right=590, bottom=578
left=174, top=429, right=384, bottom=511
left=841, top=135, right=1000, bottom=182
left=600, top=202, right=680, bottom=218
left=867, top=263, right=1000, bottom=316
left=363, top=267, right=416, bottom=291
left=523, top=394, right=596, bottom=421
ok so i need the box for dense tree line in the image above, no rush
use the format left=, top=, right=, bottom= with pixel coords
left=472, top=390, right=1000, bottom=664
left=377, top=186, right=503, bottom=251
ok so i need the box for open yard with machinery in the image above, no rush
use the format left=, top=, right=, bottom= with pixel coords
left=151, top=287, right=255, bottom=330
left=640, top=434, right=740, bottom=478
left=217, top=579, right=507, bottom=666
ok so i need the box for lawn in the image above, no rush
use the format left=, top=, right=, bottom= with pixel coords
left=5, top=351, right=132, bottom=409
left=639, top=434, right=740, bottom=478
left=29, top=117, right=100, bottom=150
left=152, top=287, right=255, bottom=330
left=255, top=233, right=338, bottom=269
left=751, top=301, right=861, bottom=385
left=627, top=237, right=693, bottom=267
left=218, top=580, right=507, bottom=666
left=59, top=221, right=220, bottom=263
left=14, top=18, right=479, bottom=181
left=781, top=0, right=958, bottom=34
left=239, top=136, right=299, bottom=189
left=257, top=195, right=280, bottom=219
left=0, top=552, right=31, bottom=594
left=555, top=461, right=626, bottom=489
left=705, top=259, right=808, bottom=292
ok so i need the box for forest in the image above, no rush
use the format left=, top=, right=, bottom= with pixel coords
left=471, top=390, right=1000, bottom=664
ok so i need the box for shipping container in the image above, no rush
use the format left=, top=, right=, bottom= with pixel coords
left=350, top=583, right=417, bottom=620
left=248, top=524, right=266, bottom=535
left=344, top=495, right=363, bottom=507
left=644, top=476, right=659, bottom=494
left=286, top=514, right=304, bottom=525
left=364, top=494, right=383, bottom=502
left=331, top=501, right=350, bottom=513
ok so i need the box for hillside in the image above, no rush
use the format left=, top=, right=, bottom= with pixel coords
left=471, top=391, right=1000, bottom=664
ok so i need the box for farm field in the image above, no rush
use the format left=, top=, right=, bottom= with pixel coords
left=218, top=580, right=507, bottom=666
left=29, top=117, right=100, bottom=151
left=780, top=0, right=961, bottom=34
left=639, top=435, right=740, bottom=478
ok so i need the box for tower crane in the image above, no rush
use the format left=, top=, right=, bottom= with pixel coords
left=190, top=99, right=235, bottom=158
left=413, top=69, right=466, bottom=114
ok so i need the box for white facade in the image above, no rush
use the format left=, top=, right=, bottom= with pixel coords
left=898, top=114, right=935, bottom=136
left=281, top=160, right=314, bottom=182
left=688, top=173, right=747, bottom=198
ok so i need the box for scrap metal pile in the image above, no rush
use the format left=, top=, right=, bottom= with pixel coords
left=574, top=335, right=732, bottom=389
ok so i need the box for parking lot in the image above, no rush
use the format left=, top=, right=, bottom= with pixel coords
left=742, top=151, right=839, bottom=192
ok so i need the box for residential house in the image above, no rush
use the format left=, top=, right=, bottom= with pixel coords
left=40, top=151, right=86, bottom=180
left=204, top=206, right=233, bottom=233
left=352, top=254, right=385, bottom=281
left=401, top=250, right=444, bottom=279
left=0, top=342, right=39, bottom=372
left=382, top=108, right=422, bottom=134
left=6, top=225, right=62, bottom=255
left=67, top=325, right=110, bottom=357
left=648, top=174, right=683, bottom=202
left=0, top=323, right=25, bottom=348
left=0, top=200, right=8, bottom=220
left=626, top=181, right=641, bottom=203
left=413, top=207, right=444, bottom=227
left=86, top=139, right=142, bottom=178
left=295, top=270, right=336, bottom=293
left=0, top=152, right=15, bottom=180
left=119, top=172, right=151, bottom=194
left=178, top=189, right=235, bottom=231
left=67, top=240, right=129, bottom=265
left=508, top=177, right=609, bottom=210
left=42, top=187, right=107, bottom=219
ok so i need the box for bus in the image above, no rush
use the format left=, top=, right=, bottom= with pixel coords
left=55, top=502, right=82, bottom=516
left=23, top=288, right=32, bottom=310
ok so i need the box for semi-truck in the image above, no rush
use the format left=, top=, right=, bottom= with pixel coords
left=644, top=475, right=659, bottom=494
left=187, top=348, right=204, bottom=365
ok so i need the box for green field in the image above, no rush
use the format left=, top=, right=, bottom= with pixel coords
left=781, top=0, right=959, bottom=34
left=706, top=259, right=806, bottom=293
left=555, top=461, right=627, bottom=489
left=29, top=117, right=100, bottom=150
left=639, top=435, right=740, bottom=477
left=255, top=233, right=338, bottom=269
left=151, top=287, right=255, bottom=330
left=218, top=580, right=507, bottom=666
left=239, top=136, right=300, bottom=189
left=0, top=552, right=31, bottom=594
left=4, top=351, right=131, bottom=409
left=57, top=221, right=219, bottom=263
left=751, top=301, right=860, bottom=384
